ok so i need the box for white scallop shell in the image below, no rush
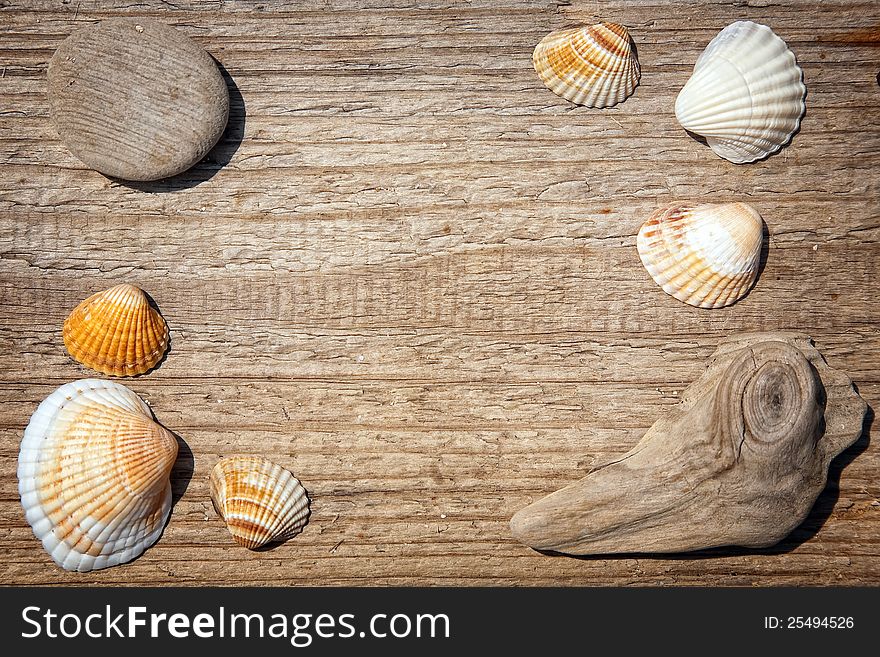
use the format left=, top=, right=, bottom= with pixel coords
left=17, top=379, right=178, bottom=572
left=637, top=202, right=764, bottom=309
left=675, top=21, right=806, bottom=163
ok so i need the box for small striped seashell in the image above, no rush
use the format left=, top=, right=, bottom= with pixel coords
left=17, top=379, right=178, bottom=572
left=533, top=22, right=640, bottom=108
left=63, top=283, right=169, bottom=377
left=675, top=21, right=806, bottom=163
left=210, top=456, right=310, bottom=550
left=637, top=202, right=764, bottom=309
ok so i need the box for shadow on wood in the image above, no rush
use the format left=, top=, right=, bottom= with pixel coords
left=116, top=60, right=245, bottom=192
left=170, top=431, right=194, bottom=509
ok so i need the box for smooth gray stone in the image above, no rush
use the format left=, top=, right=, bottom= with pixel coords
left=48, top=17, right=230, bottom=181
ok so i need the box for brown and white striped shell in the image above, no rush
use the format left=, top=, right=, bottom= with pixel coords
left=17, top=379, right=178, bottom=571
left=210, top=456, right=310, bottom=549
left=637, top=202, right=764, bottom=309
left=533, top=22, right=640, bottom=108
left=63, top=283, right=169, bottom=376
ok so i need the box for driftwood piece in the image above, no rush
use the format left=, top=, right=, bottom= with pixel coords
left=47, top=17, right=229, bottom=181
left=510, top=332, right=868, bottom=555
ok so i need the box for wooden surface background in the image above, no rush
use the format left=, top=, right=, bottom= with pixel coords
left=1, top=0, right=878, bottom=586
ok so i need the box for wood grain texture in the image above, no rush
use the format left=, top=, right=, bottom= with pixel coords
left=0, top=0, right=878, bottom=586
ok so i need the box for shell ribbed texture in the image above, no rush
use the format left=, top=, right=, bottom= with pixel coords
left=533, top=22, right=640, bottom=108
left=675, top=21, right=806, bottom=163
left=637, top=202, right=764, bottom=309
left=17, top=379, right=178, bottom=572
left=210, top=456, right=310, bottom=550
left=63, top=283, right=169, bottom=377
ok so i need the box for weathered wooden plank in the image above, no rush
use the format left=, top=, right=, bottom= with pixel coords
left=0, top=0, right=878, bottom=585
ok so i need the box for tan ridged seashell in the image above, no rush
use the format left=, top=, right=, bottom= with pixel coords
left=637, top=202, right=764, bottom=309
left=533, top=22, right=640, bottom=108
left=17, top=379, right=178, bottom=572
left=210, top=456, right=310, bottom=549
left=63, top=283, right=169, bottom=377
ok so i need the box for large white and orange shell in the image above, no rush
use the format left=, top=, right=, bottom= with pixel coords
left=63, top=283, right=169, bottom=376
left=17, top=379, right=178, bottom=572
left=675, top=21, right=806, bottom=163
left=210, top=456, right=310, bottom=549
left=533, top=22, right=640, bottom=108
left=637, top=202, right=764, bottom=309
